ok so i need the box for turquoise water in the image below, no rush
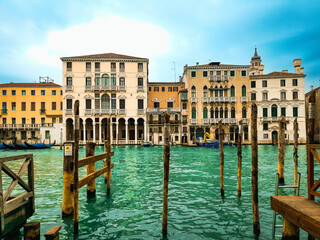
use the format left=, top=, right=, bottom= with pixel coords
left=1, top=145, right=310, bottom=239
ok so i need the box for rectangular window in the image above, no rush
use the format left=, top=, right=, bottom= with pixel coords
left=60, top=102, right=63, bottom=110
left=168, top=87, right=172, bottom=92
left=52, top=102, right=56, bottom=110
left=281, top=92, right=286, bottom=100
left=293, top=107, right=298, bottom=117
left=292, top=79, right=298, bottom=86
left=41, top=118, right=45, bottom=126
left=21, top=118, right=26, bottom=125
left=11, top=102, right=16, bottom=111
left=263, top=134, right=268, bottom=139
left=41, top=102, right=45, bottom=111
left=61, top=90, right=63, bottom=95
left=111, top=94, right=116, bottom=109
left=31, top=90, right=35, bottom=96
left=21, top=90, right=26, bottom=96
left=95, top=94, right=100, bottom=109
left=173, top=87, right=178, bottom=92
left=154, top=87, right=159, bottom=92
left=12, top=90, right=16, bottom=96
left=262, top=80, right=267, bottom=87
left=52, top=90, right=56, bottom=96
left=137, top=77, right=143, bottom=86
left=181, top=92, right=187, bottom=101
left=138, top=99, right=144, bottom=109
left=191, top=71, right=196, bottom=77
left=2, top=118, right=6, bottom=124
left=263, top=108, right=268, bottom=117
left=120, top=62, right=125, bottom=72
left=161, top=87, right=165, bottom=92
left=263, top=123, right=268, bottom=130
left=153, top=102, right=160, bottom=108
left=66, top=77, right=72, bottom=86
left=230, top=71, right=235, bottom=77
left=251, top=93, right=256, bottom=101
left=86, top=62, right=91, bottom=72
left=86, top=77, right=92, bottom=86
left=111, top=62, right=116, bottom=71
left=21, top=102, right=26, bottom=111
left=280, top=79, right=286, bottom=87
left=138, top=63, right=143, bottom=72
left=2, top=90, right=6, bottom=96
left=241, top=70, right=247, bottom=77
left=95, top=74, right=100, bottom=85
left=281, top=107, right=286, bottom=116
left=251, top=81, right=256, bottom=88
left=167, top=102, right=173, bottom=108
left=66, top=99, right=72, bottom=109
left=95, top=62, right=100, bottom=72
left=86, top=99, right=91, bottom=109
left=31, top=102, right=36, bottom=111
left=67, top=62, right=72, bottom=71
left=293, top=91, right=298, bottom=100
left=52, top=117, right=56, bottom=124
left=182, top=103, right=187, bottom=110
left=203, top=71, right=208, bottom=77
left=148, top=87, right=152, bottom=92
left=119, top=77, right=125, bottom=86
left=31, top=118, right=35, bottom=124
left=12, top=118, right=16, bottom=124
left=41, top=90, right=45, bottom=96
left=216, top=71, right=221, bottom=76
left=262, top=92, right=268, bottom=100
left=119, top=99, right=125, bottom=109
left=45, top=130, right=50, bottom=139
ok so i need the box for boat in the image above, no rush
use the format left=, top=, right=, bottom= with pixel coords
left=196, top=141, right=219, bottom=148
left=142, top=142, right=152, bottom=147
left=3, top=142, right=17, bottom=149
left=14, top=142, right=28, bottom=149
left=196, top=132, right=233, bottom=148
left=25, top=140, right=56, bottom=149
left=0, top=143, right=6, bottom=149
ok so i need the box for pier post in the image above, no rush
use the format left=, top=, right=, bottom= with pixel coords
left=73, top=100, right=80, bottom=234
left=86, top=142, right=96, bottom=197
left=283, top=218, right=299, bottom=239
left=219, top=120, right=224, bottom=197
left=62, top=142, right=75, bottom=216
left=104, top=118, right=112, bottom=195
left=251, top=103, right=260, bottom=235
left=162, top=113, right=171, bottom=236
left=237, top=120, right=243, bottom=197
left=278, top=115, right=285, bottom=184
left=44, top=226, right=62, bottom=240
left=293, top=118, right=298, bottom=194
left=24, top=222, right=40, bottom=240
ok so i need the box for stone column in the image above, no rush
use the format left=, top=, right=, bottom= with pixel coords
left=116, top=122, right=119, bottom=144
left=98, top=122, right=101, bottom=144
left=83, top=121, right=86, bottom=142
left=110, top=121, right=113, bottom=144
left=93, top=123, right=96, bottom=142
left=126, top=121, right=128, bottom=144
left=144, top=121, right=147, bottom=142
left=135, top=122, right=138, bottom=144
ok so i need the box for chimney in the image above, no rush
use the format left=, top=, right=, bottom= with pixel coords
left=282, top=70, right=288, bottom=73
left=311, top=86, right=314, bottom=91
left=196, top=62, right=199, bottom=66
left=259, top=65, right=264, bottom=75
left=300, top=67, right=304, bottom=74
left=293, top=59, right=301, bottom=74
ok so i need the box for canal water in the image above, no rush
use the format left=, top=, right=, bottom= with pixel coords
left=1, top=145, right=310, bottom=239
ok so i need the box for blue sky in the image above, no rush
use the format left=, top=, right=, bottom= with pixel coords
left=0, top=0, right=319, bottom=91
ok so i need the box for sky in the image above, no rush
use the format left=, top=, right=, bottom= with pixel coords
left=0, top=0, right=319, bottom=92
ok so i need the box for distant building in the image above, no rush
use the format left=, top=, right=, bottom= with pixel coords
left=305, top=82, right=320, bottom=144
left=0, top=78, right=63, bottom=144
left=250, top=54, right=306, bottom=144
left=146, top=82, right=185, bottom=144
left=60, top=53, right=148, bottom=144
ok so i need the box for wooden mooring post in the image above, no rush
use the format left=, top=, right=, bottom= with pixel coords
left=251, top=103, right=260, bottom=235
left=86, top=142, right=96, bottom=197
left=162, top=113, right=170, bottom=236
left=278, top=115, right=285, bottom=184
left=44, top=226, right=62, bottom=240
left=218, top=120, right=224, bottom=197
left=73, top=100, right=80, bottom=234
left=237, top=120, right=243, bottom=197
left=293, top=117, right=299, bottom=194
left=104, top=118, right=112, bottom=195
left=24, top=222, right=40, bottom=240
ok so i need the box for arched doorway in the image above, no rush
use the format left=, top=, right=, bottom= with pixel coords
left=66, top=118, right=74, bottom=141
left=137, top=118, right=144, bottom=140
left=101, top=118, right=108, bottom=140
left=128, top=118, right=135, bottom=140
left=272, top=131, right=278, bottom=145
left=85, top=118, right=93, bottom=141
left=118, top=118, right=126, bottom=142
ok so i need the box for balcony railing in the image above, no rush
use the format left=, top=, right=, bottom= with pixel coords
left=111, top=68, right=116, bottom=72
left=85, top=109, right=92, bottom=115
left=120, top=68, right=125, bottom=72
left=100, top=85, right=109, bottom=91
left=137, top=109, right=144, bottom=115
left=241, top=96, right=248, bottom=103
left=242, top=118, right=248, bottom=124
left=202, top=97, right=209, bottom=103
left=94, top=109, right=101, bottom=115
left=138, top=68, right=143, bottom=72
left=209, top=118, right=237, bottom=124
left=191, top=119, right=197, bottom=124
left=110, top=109, right=117, bottom=115
left=0, top=124, right=41, bottom=129
left=40, top=109, right=46, bottom=115
left=147, top=107, right=181, bottom=113
left=119, top=109, right=126, bottom=115
left=66, top=85, right=73, bottom=91
left=101, top=109, right=110, bottom=115
left=191, top=97, right=197, bottom=103
left=65, top=109, right=73, bottom=115
left=118, top=86, right=126, bottom=91
left=203, top=119, right=209, bottom=124
left=230, top=97, right=236, bottom=103
left=110, top=85, right=117, bottom=91
left=137, top=86, right=144, bottom=91
left=209, top=75, right=229, bottom=82
left=93, top=85, right=100, bottom=91
left=67, top=68, right=72, bottom=72
left=85, top=85, right=92, bottom=91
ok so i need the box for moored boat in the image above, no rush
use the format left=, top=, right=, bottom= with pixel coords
left=25, top=140, right=56, bottom=149
left=142, top=142, right=152, bottom=147
left=3, top=142, right=17, bottom=149
left=14, top=142, right=28, bottom=149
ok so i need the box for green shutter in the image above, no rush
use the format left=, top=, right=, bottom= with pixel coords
left=203, top=109, right=208, bottom=118
left=272, top=107, right=277, bottom=117
left=192, top=109, right=196, bottom=119
left=263, top=108, right=268, bottom=117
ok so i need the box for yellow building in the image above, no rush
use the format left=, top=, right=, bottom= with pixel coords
left=0, top=78, right=63, bottom=143
left=182, top=61, right=251, bottom=144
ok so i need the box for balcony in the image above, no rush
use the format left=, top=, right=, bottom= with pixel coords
left=137, top=109, right=144, bottom=115
left=229, top=118, right=237, bottom=124
left=230, top=97, right=236, bottom=103
left=202, top=97, right=209, bottom=103
left=94, top=109, right=101, bottom=115
left=242, top=118, right=248, bottom=124
left=85, top=109, right=92, bottom=115
left=138, top=68, right=143, bottom=72
left=203, top=119, right=209, bottom=124
left=120, top=68, right=125, bottom=72
left=119, top=86, right=126, bottom=91
left=67, top=68, right=72, bottom=72
left=241, top=96, right=248, bottom=103
left=40, top=109, right=46, bottom=115
left=209, top=75, right=229, bottom=82
left=100, top=85, right=109, bottom=91
left=93, top=86, right=100, bottom=91
left=65, top=85, right=73, bottom=91
left=65, top=109, right=73, bottom=115
left=101, top=109, right=110, bottom=115
left=147, top=107, right=181, bottom=114
left=110, top=109, right=117, bottom=115
left=110, top=85, right=117, bottom=91
left=191, top=119, right=197, bottom=124
left=1, top=109, right=7, bottom=114
left=0, top=124, right=41, bottom=130
left=119, top=109, right=126, bottom=115
left=191, top=97, right=197, bottom=104
left=137, top=86, right=144, bottom=92
left=85, top=85, right=92, bottom=91
left=111, top=68, right=116, bottom=72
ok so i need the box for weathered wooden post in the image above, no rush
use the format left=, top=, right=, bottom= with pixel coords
left=104, top=118, right=112, bottom=195
left=62, top=141, right=75, bottom=216
left=251, top=103, right=260, bottom=235
left=73, top=100, right=80, bottom=234
left=24, top=222, right=40, bottom=240
left=44, top=226, right=62, bottom=240
left=278, top=115, right=285, bottom=184
left=237, top=120, right=243, bottom=197
left=293, top=118, right=298, bottom=193
left=219, top=120, right=224, bottom=197
left=162, top=113, right=170, bottom=236
left=86, top=142, right=96, bottom=197
left=282, top=218, right=299, bottom=240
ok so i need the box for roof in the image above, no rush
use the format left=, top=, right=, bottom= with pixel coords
left=250, top=71, right=306, bottom=79
left=147, top=81, right=185, bottom=86
left=195, top=63, right=250, bottom=68
left=0, top=82, right=61, bottom=87
left=61, top=53, right=148, bottom=61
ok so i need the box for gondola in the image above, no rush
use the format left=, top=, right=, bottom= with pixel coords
left=3, top=142, right=17, bottom=149
left=0, top=143, right=6, bottom=149
left=24, top=140, right=56, bottom=149
left=14, top=142, right=28, bottom=149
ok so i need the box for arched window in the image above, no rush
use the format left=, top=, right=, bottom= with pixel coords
left=203, top=107, right=208, bottom=119
left=215, top=86, right=219, bottom=97
left=271, top=104, right=278, bottom=117
left=219, top=86, right=223, bottom=97
left=220, top=107, right=224, bottom=118
left=210, top=107, right=214, bottom=118
left=203, top=86, right=208, bottom=98
left=119, top=77, right=125, bottom=86
left=231, top=107, right=236, bottom=118
left=191, top=86, right=196, bottom=98
left=242, top=85, right=247, bottom=97
left=192, top=107, right=196, bottom=119
left=215, top=107, right=219, bottom=118
left=101, top=74, right=110, bottom=86
left=101, top=94, right=110, bottom=109
left=225, top=107, right=228, bottom=118
left=230, top=86, right=235, bottom=97
left=242, top=107, right=247, bottom=119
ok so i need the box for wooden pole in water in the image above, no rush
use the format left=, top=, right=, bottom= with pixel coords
left=44, top=226, right=62, bottom=240
left=283, top=217, right=299, bottom=239
left=162, top=113, right=170, bottom=236
left=237, top=120, right=243, bottom=197
left=251, top=103, right=260, bottom=235
left=73, top=100, right=80, bottom=234
left=219, top=119, right=224, bottom=197
left=86, top=142, right=96, bottom=197
left=62, top=141, right=75, bottom=216
left=104, top=118, right=112, bottom=195
left=24, top=222, right=40, bottom=240
left=278, top=115, right=285, bottom=184
left=293, top=117, right=298, bottom=193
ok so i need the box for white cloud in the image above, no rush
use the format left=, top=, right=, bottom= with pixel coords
left=26, top=15, right=171, bottom=66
